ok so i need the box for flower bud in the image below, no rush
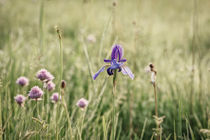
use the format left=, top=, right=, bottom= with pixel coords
left=61, top=80, right=66, bottom=89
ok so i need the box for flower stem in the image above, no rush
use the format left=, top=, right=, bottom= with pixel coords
left=112, top=70, right=117, bottom=140
left=153, top=83, right=160, bottom=140
left=62, top=89, right=73, bottom=139
left=80, top=110, right=86, bottom=140
left=56, top=27, right=73, bottom=139
left=56, top=27, right=63, bottom=84
left=55, top=104, right=59, bottom=140
left=36, top=100, right=39, bottom=117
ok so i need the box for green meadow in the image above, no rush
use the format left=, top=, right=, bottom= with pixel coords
left=0, top=0, right=210, bottom=139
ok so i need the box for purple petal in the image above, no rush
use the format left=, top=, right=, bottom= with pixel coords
left=104, top=59, right=112, bottom=63
left=121, top=66, right=134, bottom=80
left=119, top=59, right=127, bottom=62
left=93, top=66, right=106, bottom=80
left=111, top=44, right=123, bottom=61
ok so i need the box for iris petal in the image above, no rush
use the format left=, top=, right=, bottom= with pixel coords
left=121, top=66, right=134, bottom=80
left=93, top=66, right=106, bottom=80
left=104, top=59, right=112, bottom=63
left=119, top=59, right=127, bottom=62
left=107, top=67, right=113, bottom=75
left=111, top=44, right=123, bottom=61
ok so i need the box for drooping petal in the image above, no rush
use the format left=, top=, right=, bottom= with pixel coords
left=121, top=66, right=134, bottom=80
left=107, top=67, right=114, bottom=75
left=111, top=44, right=123, bottom=61
left=93, top=66, right=106, bottom=80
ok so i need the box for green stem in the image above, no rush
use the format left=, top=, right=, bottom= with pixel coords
left=62, top=97, right=73, bottom=139
left=56, top=28, right=63, bottom=85
left=55, top=104, right=59, bottom=140
left=56, top=27, right=73, bottom=139
left=36, top=101, right=39, bottom=117
left=80, top=111, right=86, bottom=140
left=0, top=93, right=2, bottom=140
left=112, top=70, right=117, bottom=140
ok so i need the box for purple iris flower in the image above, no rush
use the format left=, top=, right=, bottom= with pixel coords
left=93, top=44, right=134, bottom=80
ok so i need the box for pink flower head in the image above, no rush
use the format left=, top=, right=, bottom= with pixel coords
left=16, top=76, right=29, bottom=87
left=28, top=86, right=44, bottom=100
left=76, top=98, right=89, bottom=109
left=36, top=69, right=54, bottom=82
left=44, top=81, right=55, bottom=91
left=51, top=92, right=61, bottom=103
left=14, top=94, right=26, bottom=106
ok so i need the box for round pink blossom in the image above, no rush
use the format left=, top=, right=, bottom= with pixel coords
left=76, top=98, right=89, bottom=109
left=36, top=69, right=54, bottom=82
left=50, top=92, right=61, bottom=103
left=16, top=76, right=29, bottom=87
left=14, top=94, right=26, bottom=106
left=44, top=81, right=55, bottom=91
left=28, top=86, right=44, bottom=100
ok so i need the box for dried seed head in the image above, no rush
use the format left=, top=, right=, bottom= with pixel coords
left=149, top=63, right=154, bottom=69
left=149, top=63, right=157, bottom=74
left=145, top=63, right=157, bottom=84
left=61, top=80, right=66, bottom=89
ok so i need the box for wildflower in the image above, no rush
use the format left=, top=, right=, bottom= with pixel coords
left=51, top=92, right=61, bottom=103
left=28, top=86, right=44, bottom=100
left=87, top=34, right=96, bottom=43
left=44, top=81, right=55, bottom=91
left=61, top=80, right=66, bottom=89
left=14, top=94, right=26, bottom=106
left=76, top=98, right=89, bottom=109
left=36, top=69, right=54, bottom=82
left=16, top=76, right=29, bottom=87
left=93, top=44, right=134, bottom=80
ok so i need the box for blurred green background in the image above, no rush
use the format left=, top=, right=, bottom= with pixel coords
left=0, top=0, right=210, bottom=139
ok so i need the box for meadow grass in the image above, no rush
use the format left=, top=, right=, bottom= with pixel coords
left=0, top=0, right=210, bottom=139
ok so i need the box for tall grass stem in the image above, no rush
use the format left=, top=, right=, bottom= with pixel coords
left=56, top=27, right=73, bottom=139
